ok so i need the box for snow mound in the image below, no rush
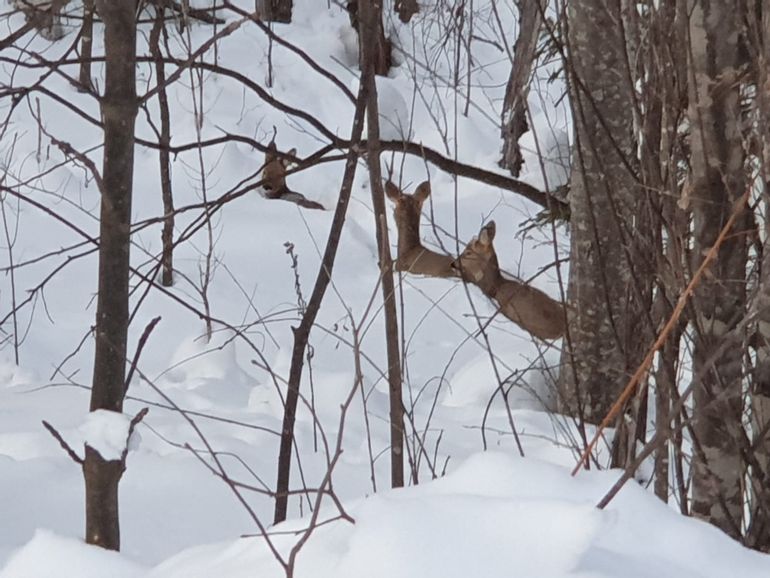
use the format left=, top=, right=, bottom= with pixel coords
left=0, top=530, right=146, bottom=578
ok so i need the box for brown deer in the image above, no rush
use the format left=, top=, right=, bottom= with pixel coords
left=384, top=180, right=459, bottom=278
left=261, top=142, right=325, bottom=210
left=452, top=221, right=566, bottom=340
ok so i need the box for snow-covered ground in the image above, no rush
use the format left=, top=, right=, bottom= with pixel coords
left=1, top=1, right=769, bottom=576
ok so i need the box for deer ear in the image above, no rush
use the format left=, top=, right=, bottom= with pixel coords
left=480, top=221, right=496, bottom=245
left=265, top=141, right=277, bottom=162
left=282, top=148, right=298, bottom=167
left=384, top=181, right=401, bottom=201
left=414, top=181, right=431, bottom=202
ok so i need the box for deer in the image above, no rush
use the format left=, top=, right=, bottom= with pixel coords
left=384, top=180, right=460, bottom=278
left=452, top=221, right=566, bottom=340
left=261, top=142, right=325, bottom=210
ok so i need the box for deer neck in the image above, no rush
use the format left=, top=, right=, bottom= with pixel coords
left=396, top=216, right=423, bottom=255
left=474, top=259, right=503, bottom=299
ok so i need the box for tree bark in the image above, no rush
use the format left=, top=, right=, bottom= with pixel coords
left=686, top=0, right=747, bottom=540
left=747, top=0, right=770, bottom=552
left=78, top=0, right=95, bottom=92
left=150, top=7, right=175, bottom=287
left=499, top=0, right=545, bottom=176
left=255, top=0, right=292, bottom=23
left=84, top=0, right=137, bottom=551
left=347, top=0, right=391, bottom=76
left=558, top=0, right=651, bottom=430
left=273, top=87, right=368, bottom=525
left=359, top=0, right=404, bottom=489
left=394, top=0, right=418, bottom=23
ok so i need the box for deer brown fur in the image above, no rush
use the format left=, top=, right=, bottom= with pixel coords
left=262, top=142, right=325, bottom=210
left=452, top=221, right=566, bottom=340
left=385, top=180, right=459, bottom=278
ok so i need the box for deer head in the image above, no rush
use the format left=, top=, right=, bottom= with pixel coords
left=453, top=221, right=566, bottom=340
left=385, top=180, right=458, bottom=278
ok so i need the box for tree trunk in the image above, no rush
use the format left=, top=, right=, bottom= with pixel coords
left=747, top=0, right=770, bottom=552
left=347, top=0, right=391, bottom=76
left=255, top=0, right=292, bottom=23
left=150, top=7, right=175, bottom=287
left=558, top=0, right=651, bottom=430
left=637, top=0, right=688, bottom=503
left=686, top=0, right=747, bottom=540
left=359, top=0, right=404, bottom=489
left=394, top=0, right=418, bottom=23
left=272, top=86, right=369, bottom=525
left=78, top=0, right=95, bottom=92
left=84, top=446, right=125, bottom=549
left=84, top=0, right=137, bottom=551
left=499, top=0, right=545, bottom=176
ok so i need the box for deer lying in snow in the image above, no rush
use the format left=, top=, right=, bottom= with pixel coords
left=452, top=221, right=566, bottom=340
left=384, top=180, right=459, bottom=278
left=261, top=142, right=325, bottom=210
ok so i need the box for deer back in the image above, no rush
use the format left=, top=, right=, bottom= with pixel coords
left=385, top=180, right=458, bottom=278
left=453, top=221, right=566, bottom=340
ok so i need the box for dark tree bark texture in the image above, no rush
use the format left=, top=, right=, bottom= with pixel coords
left=273, top=87, right=369, bottom=525
left=359, top=0, right=404, bottom=489
left=256, top=0, right=292, bottom=23
left=347, top=0, right=391, bottom=76
left=84, top=0, right=138, bottom=551
left=499, top=0, right=545, bottom=176
left=150, top=7, right=175, bottom=287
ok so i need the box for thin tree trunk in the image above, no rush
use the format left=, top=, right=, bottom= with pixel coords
left=359, top=0, right=404, bottom=489
left=273, top=88, right=369, bottom=525
left=686, top=0, right=747, bottom=540
left=150, top=7, right=175, bottom=287
left=78, top=0, right=95, bottom=92
left=636, top=0, right=687, bottom=501
left=499, top=0, right=545, bottom=176
left=346, top=0, right=391, bottom=76
left=85, top=0, right=137, bottom=551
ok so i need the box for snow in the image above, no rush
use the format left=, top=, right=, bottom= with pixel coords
left=79, top=410, right=140, bottom=462
left=1, top=0, right=769, bottom=577
left=4, top=454, right=770, bottom=577
left=0, top=531, right=146, bottom=578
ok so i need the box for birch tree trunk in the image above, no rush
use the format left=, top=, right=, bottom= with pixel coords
left=559, top=0, right=650, bottom=431
left=686, top=0, right=748, bottom=540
